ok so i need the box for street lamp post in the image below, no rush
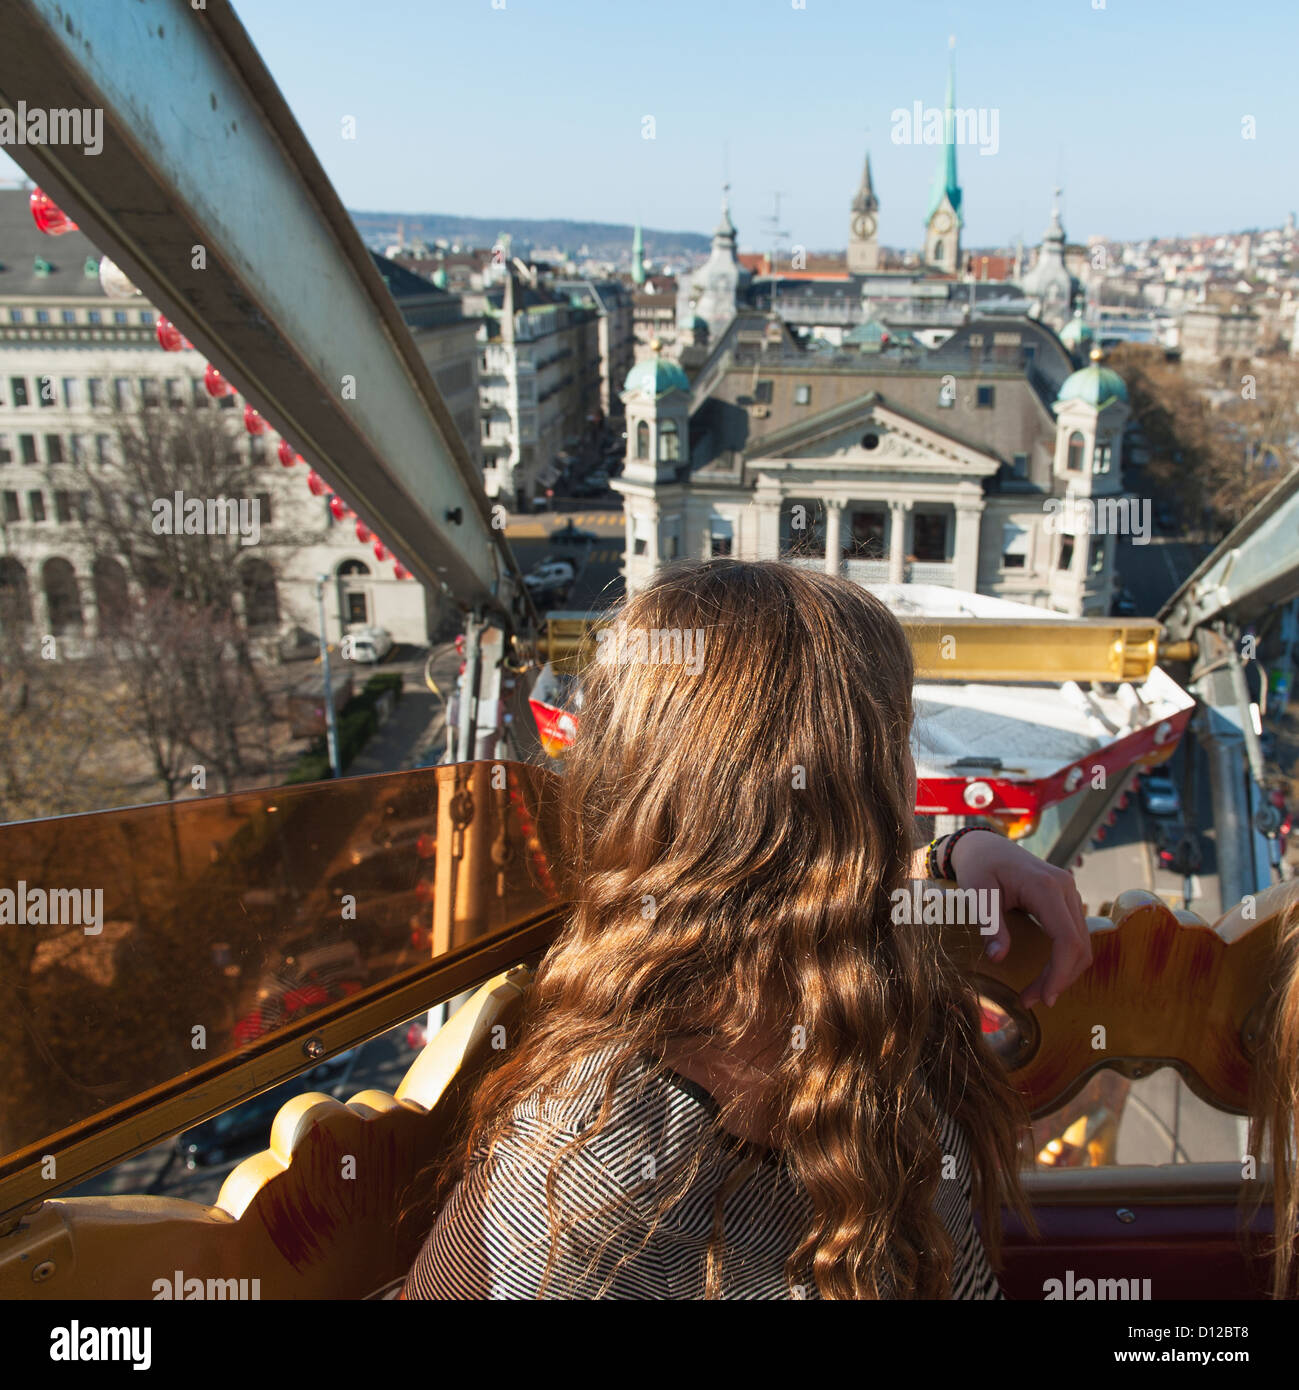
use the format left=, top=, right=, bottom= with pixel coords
left=315, top=574, right=342, bottom=779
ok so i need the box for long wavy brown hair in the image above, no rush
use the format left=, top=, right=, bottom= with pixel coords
left=1249, top=891, right=1299, bottom=1298
left=429, top=559, right=1032, bottom=1298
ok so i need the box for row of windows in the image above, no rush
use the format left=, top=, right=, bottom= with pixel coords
left=3, top=375, right=236, bottom=412
left=0, top=431, right=270, bottom=468
left=1, top=433, right=113, bottom=466
left=1002, top=534, right=1105, bottom=573
left=0, top=554, right=280, bottom=635
left=633, top=419, right=680, bottom=463
left=6, top=307, right=154, bottom=328
left=751, top=381, right=1000, bottom=411
left=2, top=489, right=88, bottom=524
left=1, top=487, right=274, bottom=526
left=1066, top=433, right=1114, bottom=474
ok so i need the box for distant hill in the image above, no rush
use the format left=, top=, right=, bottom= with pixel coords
left=349, top=209, right=709, bottom=262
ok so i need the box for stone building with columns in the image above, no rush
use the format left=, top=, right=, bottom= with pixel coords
left=613, top=313, right=1129, bottom=617
left=0, top=190, right=475, bottom=651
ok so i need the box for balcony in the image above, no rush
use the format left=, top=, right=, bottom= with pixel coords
left=843, top=558, right=890, bottom=582
left=909, top=561, right=956, bottom=585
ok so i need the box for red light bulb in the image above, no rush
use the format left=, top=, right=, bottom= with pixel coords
left=30, top=188, right=77, bottom=236
left=306, top=470, right=326, bottom=496
left=203, top=363, right=232, bottom=398
left=393, top=562, right=410, bottom=580
left=328, top=495, right=348, bottom=521
left=373, top=540, right=388, bottom=563
left=354, top=520, right=371, bottom=544
left=156, top=317, right=187, bottom=352
left=277, top=439, right=297, bottom=467
left=243, top=405, right=268, bottom=435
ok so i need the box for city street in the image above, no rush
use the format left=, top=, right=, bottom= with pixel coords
left=1084, top=528, right=1216, bottom=909
left=503, top=503, right=625, bottom=612
left=1069, top=527, right=1244, bottom=1163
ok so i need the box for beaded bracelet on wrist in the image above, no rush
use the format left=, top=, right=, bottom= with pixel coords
left=925, top=835, right=947, bottom=881
left=939, top=826, right=984, bottom=880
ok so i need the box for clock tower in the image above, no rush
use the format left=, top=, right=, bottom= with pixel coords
left=924, top=43, right=964, bottom=272
left=847, top=150, right=880, bottom=273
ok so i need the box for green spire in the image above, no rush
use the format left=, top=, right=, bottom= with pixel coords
left=926, top=40, right=963, bottom=225
left=631, top=223, right=646, bottom=285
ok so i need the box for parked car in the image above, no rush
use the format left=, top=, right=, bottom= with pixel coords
left=525, top=560, right=578, bottom=592
left=1111, top=589, right=1139, bottom=617
left=345, top=625, right=393, bottom=663
left=1140, top=770, right=1181, bottom=817
left=528, top=555, right=577, bottom=579
left=549, top=521, right=601, bottom=545
left=176, top=1046, right=364, bottom=1169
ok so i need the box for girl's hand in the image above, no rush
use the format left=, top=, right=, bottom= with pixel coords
left=947, top=830, right=1093, bottom=1010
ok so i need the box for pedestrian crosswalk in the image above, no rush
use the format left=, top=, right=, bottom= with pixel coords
left=505, top=511, right=624, bottom=540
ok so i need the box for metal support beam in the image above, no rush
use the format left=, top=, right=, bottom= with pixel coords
left=0, top=0, right=524, bottom=618
left=1191, top=628, right=1271, bottom=908
left=539, top=611, right=1166, bottom=685
left=1037, top=771, right=1134, bottom=872
left=1162, top=468, right=1299, bottom=643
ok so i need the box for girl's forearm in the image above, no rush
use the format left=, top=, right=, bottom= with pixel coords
left=911, top=834, right=949, bottom=881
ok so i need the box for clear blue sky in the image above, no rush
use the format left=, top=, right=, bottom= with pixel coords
left=5, top=0, right=1297, bottom=251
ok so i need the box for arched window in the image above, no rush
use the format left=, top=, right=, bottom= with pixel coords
left=658, top=419, right=680, bottom=462
left=92, top=556, right=130, bottom=635
left=42, top=557, right=84, bottom=635
left=635, top=421, right=650, bottom=460
left=933, top=240, right=944, bottom=262
left=1066, top=431, right=1085, bottom=471
left=1092, top=441, right=1112, bottom=474
left=338, top=559, right=370, bottom=626
left=240, top=558, right=280, bottom=630
left=0, top=557, right=32, bottom=630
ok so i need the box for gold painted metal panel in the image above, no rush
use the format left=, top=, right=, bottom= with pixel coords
left=540, top=613, right=1164, bottom=684
left=0, top=762, right=565, bottom=1222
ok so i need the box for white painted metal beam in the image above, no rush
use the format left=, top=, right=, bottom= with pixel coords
left=0, top=0, right=525, bottom=619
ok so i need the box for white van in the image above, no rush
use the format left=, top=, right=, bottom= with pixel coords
left=346, top=626, right=394, bottom=663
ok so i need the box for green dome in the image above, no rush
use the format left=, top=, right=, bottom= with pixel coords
left=1056, top=361, right=1128, bottom=408
left=1060, top=314, right=1094, bottom=347
left=623, top=354, right=690, bottom=399
left=844, top=317, right=892, bottom=351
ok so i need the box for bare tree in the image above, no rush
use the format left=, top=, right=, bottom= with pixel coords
left=1107, top=344, right=1298, bottom=537
left=0, top=622, right=120, bottom=822
left=57, top=397, right=309, bottom=794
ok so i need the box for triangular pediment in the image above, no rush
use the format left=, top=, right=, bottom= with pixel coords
left=751, top=393, right=1002, bottom=475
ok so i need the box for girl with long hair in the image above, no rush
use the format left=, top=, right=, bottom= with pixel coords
left=1249, top=887, right=1299, bottom=1298
left=403, top=559, right=1093, bottom=1299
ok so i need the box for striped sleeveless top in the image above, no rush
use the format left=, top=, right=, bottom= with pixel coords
left=403, top=1047, right=1002, bottom=1300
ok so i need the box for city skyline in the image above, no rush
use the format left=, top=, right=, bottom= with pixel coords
left=198, top=0, right=1299, bottom=253
left=3, top=1, right=1295, bottom=253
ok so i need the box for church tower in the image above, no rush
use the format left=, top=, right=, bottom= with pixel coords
left=631, top=223, right=646, bottom=286
left=676, top=186, right=744, bottom=343
left=846, top=150, right=880, bottom=273
left=924, top=43, right=963, bottom=272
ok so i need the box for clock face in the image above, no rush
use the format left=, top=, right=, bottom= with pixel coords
left=932, top=211, right=953, bottom=234
left=852, top=213, right=877, bottom=239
